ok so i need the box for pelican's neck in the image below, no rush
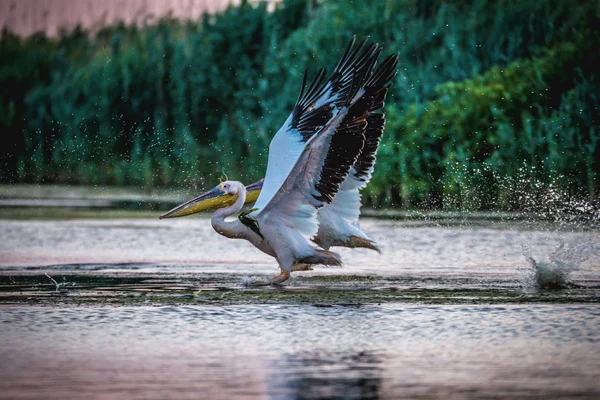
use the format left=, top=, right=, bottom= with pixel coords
left=211, top=187, right=247, bottom=239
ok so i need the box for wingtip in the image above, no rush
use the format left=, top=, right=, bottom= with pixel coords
left=297, top=69, right=309, bottom=103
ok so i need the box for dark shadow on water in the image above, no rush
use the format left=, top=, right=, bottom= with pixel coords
left=272, top=351, right=383, bottom=400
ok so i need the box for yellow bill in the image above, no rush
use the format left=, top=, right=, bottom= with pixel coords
left=159, top=179, right=263, bottom=219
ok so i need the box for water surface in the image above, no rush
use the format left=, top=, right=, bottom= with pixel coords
left=2, top=304, right=599, bottom=399
left=1, top=186, right=599, bottom=399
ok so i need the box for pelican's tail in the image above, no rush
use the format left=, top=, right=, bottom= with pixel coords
left=298, top=249, right=342, bottom=267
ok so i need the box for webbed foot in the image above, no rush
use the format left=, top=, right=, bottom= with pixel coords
left=291, top=263, right=314, bottom=272
left=269, top=269, right=290, bottom=285
left=248, top=269, right=291, bottom=286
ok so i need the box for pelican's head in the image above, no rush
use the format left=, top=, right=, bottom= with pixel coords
left=218, top=180, right=241, bottom=195
left=159, top=179, right=263, bottom=219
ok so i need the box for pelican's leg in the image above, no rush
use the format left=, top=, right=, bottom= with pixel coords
left=269, top=268, right=290, bottom=285
left=291, top=263, right=313, bottom=272
left=248, top=268, right=291, bottom=287
left=249, top=254, right=293, bottom=286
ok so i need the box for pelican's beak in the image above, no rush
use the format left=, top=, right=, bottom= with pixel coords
left=159, top=185, right=230, bottom=219
left=244, top=179, right=264, bottom=204
left=159, top=179, right=264, bottom=219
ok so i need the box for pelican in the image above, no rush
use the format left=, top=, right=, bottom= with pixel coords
left=161, top=37, right=398, bottom=284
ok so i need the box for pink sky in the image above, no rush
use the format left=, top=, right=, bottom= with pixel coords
left=0, top=0, right=250, bottom=37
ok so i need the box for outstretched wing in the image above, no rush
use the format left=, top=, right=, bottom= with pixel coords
left=250, top=42, right=387, bottom=244
left=253, top=37, right=380, bottom=213
left=253, top=106, right=366, bottom=240
left=321, top=115, right=385, bottom=224
left=320, top=54, right=398, bottom=225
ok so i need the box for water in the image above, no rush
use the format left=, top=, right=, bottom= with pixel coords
left=1, top=186, right=600, bottom=399
left=1, top=305, right=599, bottom=399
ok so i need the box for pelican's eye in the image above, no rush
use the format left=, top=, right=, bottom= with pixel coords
left=221, top=183, right=230, bottom=192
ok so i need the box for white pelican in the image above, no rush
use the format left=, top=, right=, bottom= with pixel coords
left=161, top=37, right=398, bottom=284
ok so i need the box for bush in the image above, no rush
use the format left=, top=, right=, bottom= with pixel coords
left=1, top=0, right=597, bottom=210
left=375, top=33, right=599, bottom=209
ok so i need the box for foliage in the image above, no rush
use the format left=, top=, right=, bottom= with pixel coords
left=1, top=0, right=598, bottom=210
left=378, top=34, right=599, bottom=209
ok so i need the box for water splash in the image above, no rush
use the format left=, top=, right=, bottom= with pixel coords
left=517, top=178, right=599, bottom=290
left=522, top=241, right=590, bottom=290
left=44, top=273, right=76, bottom=293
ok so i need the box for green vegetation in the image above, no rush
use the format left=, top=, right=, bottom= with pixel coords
left=1, top=0, right=598, bottom=210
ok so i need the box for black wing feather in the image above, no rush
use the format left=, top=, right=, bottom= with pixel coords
left=353, top=113, right=385, bottom=181
left=314, top=51, right=398, bottom=202
left=348, top=54, right=398, bottom=180
left=313, top=118, right=367, bottom=203
left=290, top=38, right=382, bottom=142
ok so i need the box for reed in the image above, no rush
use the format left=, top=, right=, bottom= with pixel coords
left=1, top=0, right=597, bottom=210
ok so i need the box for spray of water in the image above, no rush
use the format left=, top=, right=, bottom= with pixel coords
left=518, top=177, right=599, bottom=290
left=521, top=242, right=592, bottom=290
left=441, top=165, right=600, bottom=291
left=44, top=273, right=76, bottom=293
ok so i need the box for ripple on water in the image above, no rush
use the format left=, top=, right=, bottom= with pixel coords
left=1, top=304, right=599, bottom=399
left=1, top=214, right=599, bottom=398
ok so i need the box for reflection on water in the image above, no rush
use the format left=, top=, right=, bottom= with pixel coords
left=1, top=304, right=599, bottom=399
left=275, top=351, right=383, bottom=400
